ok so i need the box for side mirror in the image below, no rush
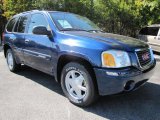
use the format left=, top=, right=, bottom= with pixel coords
left=32, top=26, right=52, bottom=38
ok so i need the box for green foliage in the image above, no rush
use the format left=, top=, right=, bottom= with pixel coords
left=2, top=0, right=160, bottom=37
left=140, top=0, right=160, bottom=26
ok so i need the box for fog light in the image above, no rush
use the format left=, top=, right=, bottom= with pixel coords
left=106, top=72, right=118, bottom=76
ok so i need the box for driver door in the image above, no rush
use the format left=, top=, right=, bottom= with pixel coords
left=24, top=13, right=53, bottom=73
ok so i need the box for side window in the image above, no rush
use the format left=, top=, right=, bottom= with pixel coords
left=14, top=17, right=20, bottom=32
left=139, top=27, right=147, bottom=35
left=140, top=27, right=159, bottom=36
left=147, top=27, right=159, bottom=36
left=17, top=16, right=28, bottom=33
left=6, top=17, right=18, bottom=32
left=27, top=14, right=48, bottom=33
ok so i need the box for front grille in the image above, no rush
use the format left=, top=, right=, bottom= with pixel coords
left=136, top=49, right=152, bottom=68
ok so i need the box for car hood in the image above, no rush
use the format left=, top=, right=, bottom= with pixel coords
left=64, top=31, right=149, bottom=51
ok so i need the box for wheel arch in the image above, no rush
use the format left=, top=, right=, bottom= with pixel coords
left=3, top=44, right=11, bottom=58
left=56, top=54, right=98, bottom=92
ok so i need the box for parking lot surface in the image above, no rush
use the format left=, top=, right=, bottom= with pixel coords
left=0, top=47, right=160, bottom=120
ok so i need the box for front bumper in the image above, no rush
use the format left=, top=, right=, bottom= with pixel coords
left=94, top=59, right=156, bottom=96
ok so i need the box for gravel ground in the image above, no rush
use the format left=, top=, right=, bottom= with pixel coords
left=0, top=49, right=160, bottom=120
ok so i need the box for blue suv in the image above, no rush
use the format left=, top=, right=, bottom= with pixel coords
left=3, top=10, right=156, bottom=106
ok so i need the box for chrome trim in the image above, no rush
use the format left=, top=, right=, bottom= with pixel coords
left=46, top=11, right=59, bottom=31
left=23, top=49, right=51, bottom=61
left=38, top=54, right=47, bottom=59
left=135, top=48, right=153, bottom=70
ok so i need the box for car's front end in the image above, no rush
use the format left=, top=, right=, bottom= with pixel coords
left=94, top=47, right=156, bottom=95
left=49, top=11, right=156, bottom=106
left=58, top=31, right=156, bottom=96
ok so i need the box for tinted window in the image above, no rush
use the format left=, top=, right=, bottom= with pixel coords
left=147, top=27, right=159, bottom=36
left=139, top=27, right=159, bottom=36
left=17, top=16, right=28, bottom=33
left=14, top=17, right=20, bottom=32
left=6, top=17, right=18, bottom=32
left=49, top=12, right=100, bottom=31
left=27, top=14, right=48, bottom=33
left=139, top=27, right=147, bottom=35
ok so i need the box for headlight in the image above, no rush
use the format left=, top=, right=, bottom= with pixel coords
left=101, top=50, right=131, bottom=68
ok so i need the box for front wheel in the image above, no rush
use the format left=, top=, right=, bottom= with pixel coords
left=61, top=62, right=98, bottom=107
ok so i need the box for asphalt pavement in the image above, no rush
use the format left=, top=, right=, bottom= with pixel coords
left=0, top=49, right=160, bottom=120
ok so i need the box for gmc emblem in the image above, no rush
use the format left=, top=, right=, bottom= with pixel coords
left=142, top=53, right=150, bottom=61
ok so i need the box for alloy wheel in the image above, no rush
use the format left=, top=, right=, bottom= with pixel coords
left=65, top=70, right=87, bottom=100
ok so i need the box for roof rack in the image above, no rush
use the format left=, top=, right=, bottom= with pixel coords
left=21, top=10, right=40, bottom=14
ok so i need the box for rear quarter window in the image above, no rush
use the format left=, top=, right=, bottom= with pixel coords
left=6, top=17, right=18, bottom=32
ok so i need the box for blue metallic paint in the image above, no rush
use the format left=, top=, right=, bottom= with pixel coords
left=3, top=11, right=156, bottom=96
left=94, top=60, right=156, bottom=95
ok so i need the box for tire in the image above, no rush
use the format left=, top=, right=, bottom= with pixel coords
left=6, top=49, right=21, bottom=72
left=61, top=62, right=98, bottom=107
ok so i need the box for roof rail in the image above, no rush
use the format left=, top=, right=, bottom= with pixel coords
left=31, top=10, right=40, bottom=12
left=21, top=10, right=40, bottom=14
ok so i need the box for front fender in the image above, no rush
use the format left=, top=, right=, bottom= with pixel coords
left=58, top=51, right=97, bottom=67
left=57, top=43, right=103, bottom=67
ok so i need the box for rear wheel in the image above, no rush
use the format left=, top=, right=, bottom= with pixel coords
left=6, top=49, right=21, bottom=72
left=61, top=62, right=98, bottom=107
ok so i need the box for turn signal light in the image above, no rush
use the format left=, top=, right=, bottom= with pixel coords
left=102, top=53, right=116, bottom=67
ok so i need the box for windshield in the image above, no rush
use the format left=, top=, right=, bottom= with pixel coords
left=49, top=12, right=100, bottom=31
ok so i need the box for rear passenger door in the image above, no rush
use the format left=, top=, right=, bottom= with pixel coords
left=13, top=15, right=30, bottom=63
left=24, top=13, right=53, bottom=73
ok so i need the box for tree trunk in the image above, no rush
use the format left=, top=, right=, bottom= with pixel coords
left=90, top=0, right=94, bottom=19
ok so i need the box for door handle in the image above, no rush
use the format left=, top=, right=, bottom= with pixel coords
left=25, top=39, right=30, bottom=43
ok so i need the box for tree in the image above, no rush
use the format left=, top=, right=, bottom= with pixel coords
left=3, top=0, right=34, bottom=19
left=1, top=0, right=160, bottom=37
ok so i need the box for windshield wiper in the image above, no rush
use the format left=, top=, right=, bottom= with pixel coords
left=61, top=28, right=87, bottom=31
left=61, top=28, right=104, bottom=33
left=86, top=30, right=104, bottom=33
